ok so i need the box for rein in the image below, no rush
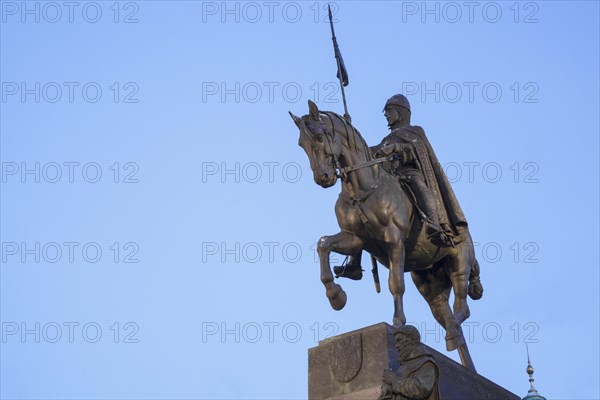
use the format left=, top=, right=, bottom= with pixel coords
left=320, top=112, right=396, bottom=181
left=339, top=154, right=399, bottom=176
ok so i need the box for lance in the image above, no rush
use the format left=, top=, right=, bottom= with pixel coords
left=328, top=4, right=350, bottom=123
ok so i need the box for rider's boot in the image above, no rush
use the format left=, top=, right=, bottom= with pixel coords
left=445, top=323, right=466, bottom=351
left=425, top=222, right=453, bottom=248
left=410, top=177, right=454, bottom=247
left=334, top=254, right=364, bottom=280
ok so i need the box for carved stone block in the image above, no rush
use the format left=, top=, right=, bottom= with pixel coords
left=308, top=322, right=519, bottom=400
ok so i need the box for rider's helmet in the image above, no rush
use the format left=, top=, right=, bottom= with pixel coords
left=383, top=94, right=411, bottom=113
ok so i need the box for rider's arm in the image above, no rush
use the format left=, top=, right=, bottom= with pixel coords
left=377, top=143, right=416, bottom=165
left=396, top=144, right=417, bottom=165
left=370, top=144, right=384, bottom=155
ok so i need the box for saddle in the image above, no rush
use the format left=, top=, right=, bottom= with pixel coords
left=334, top=176, right=467, bottom=279
left=398, top=176, right=467, bottom=269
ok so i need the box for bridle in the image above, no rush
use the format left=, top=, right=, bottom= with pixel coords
left=305, top=112, right=398, bottom=182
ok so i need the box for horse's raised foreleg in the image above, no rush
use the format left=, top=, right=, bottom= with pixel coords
left=317, top=231, right=364, bottom=311
left=387, top=240, right=406, bottom=327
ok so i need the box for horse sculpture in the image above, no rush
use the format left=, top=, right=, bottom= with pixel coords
left=290, top=100, right=483, bottom=371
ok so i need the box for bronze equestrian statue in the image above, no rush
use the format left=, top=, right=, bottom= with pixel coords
left=289, top=97, right=483, bottom=371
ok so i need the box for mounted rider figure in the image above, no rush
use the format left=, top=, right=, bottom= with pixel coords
left=374, top=94, right=468, bottom=246
left=336, top=94, right=469, bottom=279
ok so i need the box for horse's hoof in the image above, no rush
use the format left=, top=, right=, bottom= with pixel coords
left=392, top=318, right=405, bottom=329
left=445, top=326, right=465, bottom=351
left=326, top=284, right=347, bottom=310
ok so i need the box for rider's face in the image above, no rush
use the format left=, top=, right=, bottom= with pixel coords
left=384, top=106, right=400, bottom=127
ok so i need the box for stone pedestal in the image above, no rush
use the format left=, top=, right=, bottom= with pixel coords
left=308, top=322, right=519, bottom=400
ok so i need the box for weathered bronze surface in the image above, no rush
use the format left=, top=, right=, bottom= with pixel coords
left=378, top=326, right=440, bottom=400
left=290, top=98, right=482, bottom=370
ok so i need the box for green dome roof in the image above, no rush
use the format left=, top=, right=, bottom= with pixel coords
left=522, top=384, right=546, bottom=400
left=523, top=394, right=546, bottom=400
left=522, top=351, right=545, bottom=400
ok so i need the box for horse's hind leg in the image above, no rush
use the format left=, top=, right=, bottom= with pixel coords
left=317, top=231, right=364, bottom=311
left=412, top=269, right=476, bottom=372
left=411, top=270, right=454, bottom=330
left=411, top=270, right=462, bottom=349
left=446, top=244, right=474, bottom=325
left=450, top=271, right=470, bottom=325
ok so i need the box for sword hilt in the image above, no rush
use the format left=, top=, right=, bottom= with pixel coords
left=371, top=255, right=381, bottom=293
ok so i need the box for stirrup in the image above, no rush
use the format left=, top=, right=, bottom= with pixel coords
left=333, top=262, right=364, bottom=280
left=425, top=221, right=455, bottom=248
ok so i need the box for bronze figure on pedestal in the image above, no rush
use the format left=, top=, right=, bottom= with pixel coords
left=379, top=325, right=440, bottom=400
left=290, top=98, right=481, bottom=371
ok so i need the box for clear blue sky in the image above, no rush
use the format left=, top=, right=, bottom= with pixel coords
left=1, top=1, right=598, bottom=399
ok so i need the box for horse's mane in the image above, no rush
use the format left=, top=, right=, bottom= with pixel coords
left=321, top=111, right=373, bottom=161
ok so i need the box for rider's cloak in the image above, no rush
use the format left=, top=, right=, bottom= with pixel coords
left=380, top=125, right=468, bottom=235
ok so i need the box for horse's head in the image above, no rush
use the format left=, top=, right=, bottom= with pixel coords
left=289, top=100, right=340, bottom=188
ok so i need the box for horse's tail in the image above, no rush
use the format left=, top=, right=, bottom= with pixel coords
left=468, top=259, right=484, bottom=300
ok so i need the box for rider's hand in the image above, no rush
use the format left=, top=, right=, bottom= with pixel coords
left=382, top=369, right=396, bottom=384
left=376, top=144, right=396, bottom=158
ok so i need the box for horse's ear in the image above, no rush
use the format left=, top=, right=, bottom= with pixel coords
left=289, top=111, right=302, bottom=128
left=308, top=100, right=320, bottom=121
